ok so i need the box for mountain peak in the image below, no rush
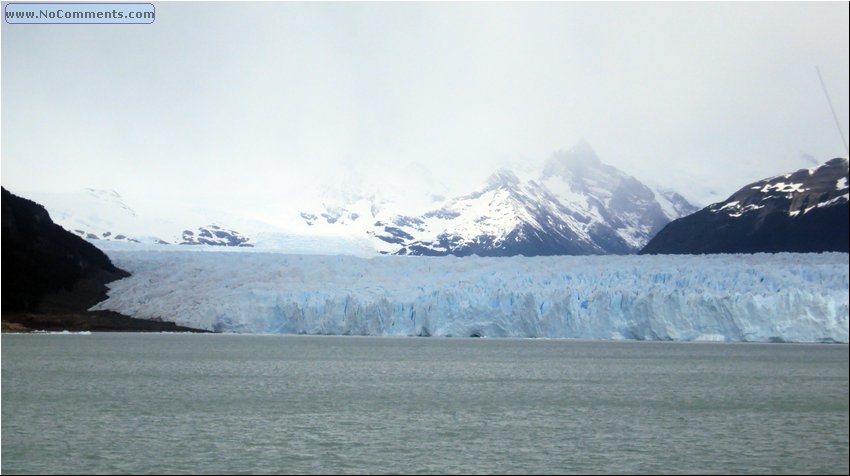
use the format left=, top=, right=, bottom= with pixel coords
left=642, top=156, right=849, bottom=254
left=563, top=139, right=601, bottom=164
left=543, top=139, right=602, bottom=177
left=484, top=168, right=521, bottom=189
left=294, top=142, right=697, bottom=256
left=570, top=138, right=598, bottom=156
left=825, top=157, right=849, bottom=168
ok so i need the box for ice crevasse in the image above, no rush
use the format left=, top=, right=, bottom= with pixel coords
left=92, top=251, right=849, bottom=343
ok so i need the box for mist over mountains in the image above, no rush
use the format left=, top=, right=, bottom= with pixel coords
left=14, top=138, right=848, bottom=258
left=15, top=141, right=699, bottom=256
left=302, top=141, right=697, bottom=256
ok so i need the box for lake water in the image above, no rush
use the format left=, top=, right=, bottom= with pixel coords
left=2, top=334, right=848, bottom=474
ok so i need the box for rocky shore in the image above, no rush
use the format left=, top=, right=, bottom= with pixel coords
left=2, top=187, right=209, bottom=333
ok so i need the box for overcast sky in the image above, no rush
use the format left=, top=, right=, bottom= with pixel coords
left=2, top=2, right=848, bottom=216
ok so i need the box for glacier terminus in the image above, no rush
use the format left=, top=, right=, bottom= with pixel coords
left=92, top=250, right=849, bottom=343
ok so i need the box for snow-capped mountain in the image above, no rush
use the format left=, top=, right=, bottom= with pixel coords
left=641, top=157, right=850, bottom=254
left=25, top=188, right=143, bottom=243
left=17, top=187, right=383, bottom=255
left=17, top=142, right=697, bottom=256
left=23, top=188, right=257, bottom=247
left=180, top=225, right=253, bottom=247
left=301, top=141, right=698, bottom=256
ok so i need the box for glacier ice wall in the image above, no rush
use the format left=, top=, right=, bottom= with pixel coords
left=92, top=251, right=849, bottom=342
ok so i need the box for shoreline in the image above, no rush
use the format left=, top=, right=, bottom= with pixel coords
left=1, top=310, right=211, bottom=333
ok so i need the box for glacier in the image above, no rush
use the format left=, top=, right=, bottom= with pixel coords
left=91, top=250, right=849, bottom=343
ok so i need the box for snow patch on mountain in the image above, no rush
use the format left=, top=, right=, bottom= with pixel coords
left=18, top=143, right=698, bottom=256
left=709, top=158, right=849, bottom=219
left=22, top=188, right=269, bottom=247
left=299, top=141, right=698, bottom=256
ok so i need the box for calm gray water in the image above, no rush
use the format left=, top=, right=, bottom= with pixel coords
left=2, top=334, right=848, bottom=474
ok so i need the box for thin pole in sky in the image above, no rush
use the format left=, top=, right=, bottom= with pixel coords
left=815, top=66, right=849, bottom=158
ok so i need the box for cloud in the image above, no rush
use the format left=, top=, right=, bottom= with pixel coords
left=2, top=2, right=847, bottom=211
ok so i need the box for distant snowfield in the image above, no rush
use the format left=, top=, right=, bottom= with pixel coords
left=93, top=251, right=849, bottom=343
left=94, top=234, right=380, bottom=258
